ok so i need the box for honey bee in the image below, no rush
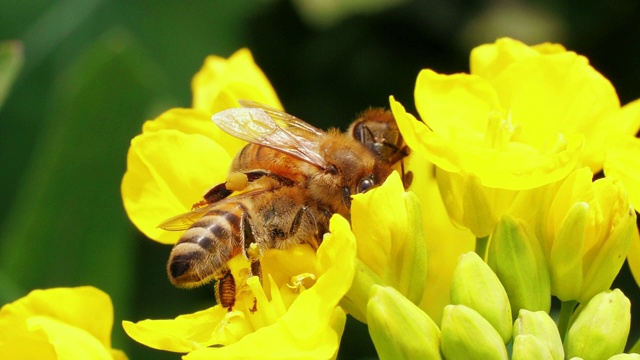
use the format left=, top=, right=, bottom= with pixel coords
left=159, top=101, right=406, bottom=309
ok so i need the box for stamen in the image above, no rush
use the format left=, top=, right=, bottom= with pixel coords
left=247, top=276, right=277, bottom=327
left=287, top=273, right=317, bottom=292
left=268, top=274, right=287, bottom=317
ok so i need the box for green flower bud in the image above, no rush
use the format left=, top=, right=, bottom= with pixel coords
left=512, top=334, right=554, bottom=360
left=450, top=252, right=512, bottom=343
left=513, top=310, right=564, bottom=360
left=390, top=190, right=429, bottom=305
left=440, top=304, right=508, bottom=360
left=488, top=215, right=551, bottom=316
left=564, top=289, right=631, bottom=360
left=608, top=354, right=640, bottom=360
left=460, top=173, right=499, bottom=238
left=549, top=202, right=587, bottom=301
left=367, top=285, right=441, bottom=360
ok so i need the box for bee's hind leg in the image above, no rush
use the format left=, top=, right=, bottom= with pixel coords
left=214, top=270, right=236, bottom=310
left=240, top=212, right=262, bottom=313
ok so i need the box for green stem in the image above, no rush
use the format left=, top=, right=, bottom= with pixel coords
left=558, top=300, right=578, bottom=340
left=475, top=236, right=489, bottom=260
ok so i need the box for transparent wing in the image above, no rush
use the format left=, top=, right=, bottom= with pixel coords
left=212, top=107, right=328, bottom=169
left=239, top=100, right=324, bottom=137
left=157, top=205, right=212, bottom=231
left=158, top=188, right=272, bottom=231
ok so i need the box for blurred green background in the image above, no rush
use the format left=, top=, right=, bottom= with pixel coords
left=0, top=0, right=639, bottom=358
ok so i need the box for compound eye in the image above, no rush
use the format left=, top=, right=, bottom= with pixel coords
left=342, top=187, right=352, bottom=208
left=357, top=177, right=375, bottom=193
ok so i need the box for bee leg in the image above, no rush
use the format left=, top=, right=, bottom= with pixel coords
left=241, top=212, right=263, bottom=312
left=288, top=206, right=307, bottom=237
left=201, top=182, right=233, bottom=205
left=244, top=170, right=295, bottom=187
left=200, top=170, right=297, bottom=208
left=214, top=270, right=236, bottom=311
left=288, top=206, right=330, bottom=249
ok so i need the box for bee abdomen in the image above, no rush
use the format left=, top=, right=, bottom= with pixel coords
left=168, top=209, right=244, bottom=287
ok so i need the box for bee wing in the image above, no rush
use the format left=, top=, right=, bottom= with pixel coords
left=212, top=107, right=328, bottom=169
left=158, top=188, right=272, bottom=231
left=157, top=205, right=213, bottom=231
left=238, top=100, right=325, bottom=137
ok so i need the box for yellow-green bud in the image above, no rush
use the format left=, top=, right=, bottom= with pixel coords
left=513, top=310, right=564, bottom=360
left=549, top=202, right=587, bottom=300
left=512, top=334, right=554, bottom=360
left=440, top=304, right=508, bottom=360
left=578, top=203, right=635, bottom=303
left=450, top=252, right=512, bottom=343
left=608, top=354, right=640, bottom=360
left=460, top=173, right=498, bottom=238
left=390, top=190, right=428, bottom=305
left=564, top=289, right=631, bottom=360
left=367, top=285, right=441, bottom=360
left=488, top=215, right=551, bottom=315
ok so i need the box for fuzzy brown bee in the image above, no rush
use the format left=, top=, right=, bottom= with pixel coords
left=159, top=101, right=407, bottom=309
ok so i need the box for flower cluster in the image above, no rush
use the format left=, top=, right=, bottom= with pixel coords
left=380, top=37, right=640, bottom=358
left=115, top=38, right=640, bottom=358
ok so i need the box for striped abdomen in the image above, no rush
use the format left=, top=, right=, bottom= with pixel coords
left=167, top=201, right=249, bottom=288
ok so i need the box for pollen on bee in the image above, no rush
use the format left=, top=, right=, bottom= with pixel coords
left=246, top=242, right=261, bottom=262
left=225, top=172, right=249, bottom=191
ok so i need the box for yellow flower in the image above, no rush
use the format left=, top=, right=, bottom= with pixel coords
left=121, top=49, right=280, bottom=244
left=123, top=215, right=355, bottom=359
left=0, top=286, right=126, bottom=360
left=392, top=37, right=640, bottom=238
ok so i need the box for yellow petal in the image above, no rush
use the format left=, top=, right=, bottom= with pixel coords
left=414, top=69, right=501, bottom=137
left=627, top=228, right=640, bottom=288
left=0, top=287, right=123, bottom=359
left=0, top=328, right=57, bottom=359
left=122, top=306, right=250, bottom=352
left=192, top=48, right=282, bottom=113
left=604, top=136, right=640, bottom=211
left=352, top=171, right=428, bottom=304
left=142, top=108, right=246, bottom=158
left=393, top=96, right=581, bottom=190
left=586, top=99, right=640, bottom=172
left=121, top=129, right=231, bottom=244
left=0, top=287, right=114, bottom=348
left=490, top=50, right=618, bottom=172
left=351, top=171, right=407, bottom=276
left=28, top=316, right=113, bottom=360
left=470, top=38, right=540, bottom=81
